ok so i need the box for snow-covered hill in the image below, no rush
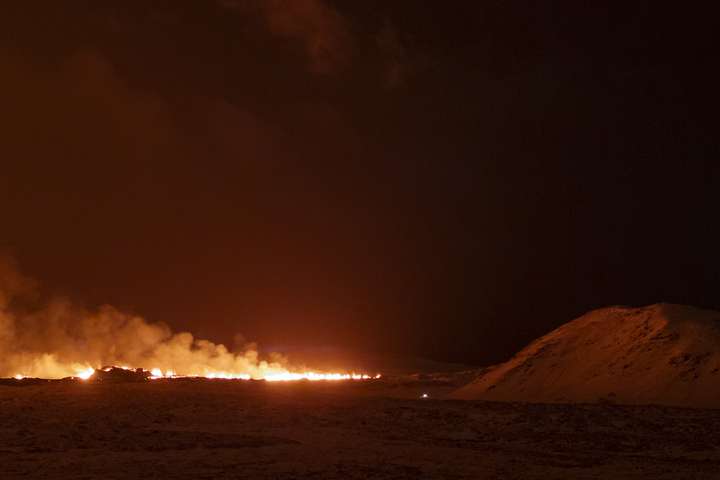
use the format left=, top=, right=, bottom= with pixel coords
left=452, top=304, right=720, bottom=407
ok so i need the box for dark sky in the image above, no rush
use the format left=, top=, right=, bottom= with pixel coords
left=1, top=1, right=717, bottom=365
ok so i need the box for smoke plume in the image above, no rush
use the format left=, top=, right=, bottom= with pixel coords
left=0, top=256, right=289, bottom=379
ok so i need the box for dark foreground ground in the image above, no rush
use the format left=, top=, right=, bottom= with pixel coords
left=2, top=379, right=720, bottom=479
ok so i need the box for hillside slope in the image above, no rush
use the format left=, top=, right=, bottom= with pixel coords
left=452, top=304, right=720, bottom=407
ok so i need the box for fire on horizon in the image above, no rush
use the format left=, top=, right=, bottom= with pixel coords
left=11, top=366, right=381, bottom=383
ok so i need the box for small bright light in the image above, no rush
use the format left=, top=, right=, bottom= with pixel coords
left=421, top=393, right=429, bottom=399
left=14, top=374, right=24, bottom=380
left=150, top=368, right=163, bottom=378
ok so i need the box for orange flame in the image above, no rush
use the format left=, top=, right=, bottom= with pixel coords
left=145, top=368, right=381, bottom=382
left=14, top=366, right=382, bottom=382
left=75, top=367, right=96, bottom=380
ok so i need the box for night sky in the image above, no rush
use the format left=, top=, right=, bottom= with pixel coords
left=1, top=1, right=717, bottom=366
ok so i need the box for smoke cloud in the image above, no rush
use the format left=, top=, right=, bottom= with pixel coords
left=220, top=0, right=352, bottom=74
left=0, top=2, right=400, bottom=363
left=0, top=256, right=290, bottom=379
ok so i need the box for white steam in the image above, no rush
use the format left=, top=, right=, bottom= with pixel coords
left=0, top=257, right=289, bottom=379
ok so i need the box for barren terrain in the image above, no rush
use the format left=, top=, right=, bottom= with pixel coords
left=2, top=379, right=720, bottom=479
left=454, top=304, right=720, bottom=408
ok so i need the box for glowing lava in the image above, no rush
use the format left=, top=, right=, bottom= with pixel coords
left=13, top=365, right=382, bottom=382
left=75, top=367, right=96, bottom=380
left=264, top=372, right=376, bottom=382
left=13, top=365, right=380, bottom=382
left=146, top=368, right=380, bottom=382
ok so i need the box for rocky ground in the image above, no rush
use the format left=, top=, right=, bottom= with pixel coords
left=1, top=378, right=720, bottom=479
